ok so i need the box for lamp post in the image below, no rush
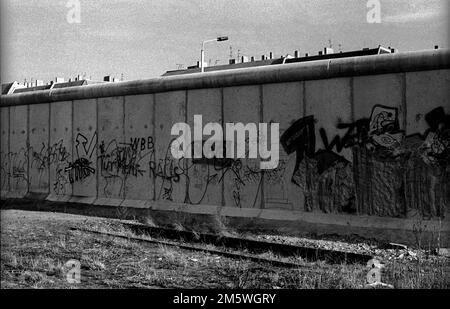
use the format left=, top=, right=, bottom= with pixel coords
left=200, top=36, right=228, bottom=73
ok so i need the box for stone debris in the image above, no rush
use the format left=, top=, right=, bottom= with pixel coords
left=365, top=282, right=394, bottom=289
left=436, top=248, right=450, bottom=258
left=244, top=233, right=447, bottom=264
left=407, top=251, right=417, bottom=258
left=382, top=243, right=408, bottom=250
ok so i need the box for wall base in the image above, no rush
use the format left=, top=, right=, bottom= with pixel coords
left=1, top=197, right=449, bottom=248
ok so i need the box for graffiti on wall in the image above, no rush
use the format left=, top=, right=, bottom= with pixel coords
left=418, top=106, right=450, bottom=165
left=65, top=132, right=97, bottom=184
left=8, top=148, right=30, bottom=190
left=1, top=102, right=448, bottom=219
left=1, top=140, right=72, bottom=193
left=279, top=105, right=449, bottom=217
left=98, top=135, right=154, bottom=197
left=147, top=139, right=272, bottom=207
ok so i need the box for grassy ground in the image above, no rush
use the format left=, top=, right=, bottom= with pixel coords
left=1, top=210, right=449, bottom=289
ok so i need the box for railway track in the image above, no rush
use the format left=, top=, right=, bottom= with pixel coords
left=70, top=227, right=307, bottom=269
left=120, top=223, right=373, bottom=265
left=71, top=222, right=373, bottom=267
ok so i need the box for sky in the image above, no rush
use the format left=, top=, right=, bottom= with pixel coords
left=1, top=0, right=449, bottom=83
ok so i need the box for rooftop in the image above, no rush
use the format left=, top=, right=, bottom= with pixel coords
left=162, top=46, right=395, bottom=77
left=1, top=75, right=120, bottom=95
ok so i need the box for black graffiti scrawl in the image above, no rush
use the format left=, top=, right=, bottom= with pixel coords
left=64, top=132, right=97, bottom=184
left=64, top=158, right=95, bottom=183
left=368, top=105, right=403, bottom=149
left=422, top=106, right=450, bottom=165
left=281, top=104, right=448, bottom=217
left=280, top=115, right=349, bottom=185
left=281, top=105, right=405, bottom=183
left=319, top=105, right=404, bottom=155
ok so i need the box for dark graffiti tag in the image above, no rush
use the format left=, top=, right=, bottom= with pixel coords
left=64, top=132, right=98, bottom=185
left=8, top=148, right=30, bottom=190
left=282, top=105, right=407, bottom=181
left=421, top=106, right=450, bottom=165
left=31, top=140, right=71, bottom=171
left=65, top=158, right=96, bottom=183
left=367, top=105, right=404, bottom=149
left=281, top=115, right=349, bottom=180
left=319, top=105, right=404, bottom=155
left=100, top=141, right=148, bottom=177
left=75, top=132, right=97, bottom=160
left=98, top=136, right=154, bottom=197
left=129, top=136, right=154, bottom=152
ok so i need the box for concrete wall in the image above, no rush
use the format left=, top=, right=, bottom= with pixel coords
left=1, top=49, right=449, bottom=246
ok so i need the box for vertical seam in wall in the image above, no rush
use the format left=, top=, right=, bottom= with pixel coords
left=0, top=108, right=3, bottom=196
left=402, top=73, right=407, bottom=133
left=401, top=72, right=408, bottom=217
left=185, top=90, right=188, bottom=202
left=47, top=103, right=51, bottom=194
left=302, top=81, right=306, bottom=117
left=350, top=77, right=355, bottom=122
left=122, top=96, right=126, bottom=200
left=259, top=84, right=264, bottom=210
left=0, top=109, right=2, bottom=195
left=27, top=104, right=30, bottom=194
left=349, top=77, right=357, bottom=215
left=302, top=81, right=308, bottom=212
left=8, top=107, right=11, bottom=193
left=152, top=93, right=156, bottom=201
left=96, top=98, right=99, bottom=199
left=221, top=88, right=225, bottom=207
left=70, top=100, right=74, bottom=197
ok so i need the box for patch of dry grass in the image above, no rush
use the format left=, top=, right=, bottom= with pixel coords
left=1, top=210, right=449, bottom=289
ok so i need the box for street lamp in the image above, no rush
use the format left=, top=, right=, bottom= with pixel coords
left=200, top=36, right=229, bottom=73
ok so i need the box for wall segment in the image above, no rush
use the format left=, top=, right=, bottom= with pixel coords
left=1, top=49, right=449, bottom=246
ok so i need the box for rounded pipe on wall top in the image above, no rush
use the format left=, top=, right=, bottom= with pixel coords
left=1, top=48, right=449, bottom=107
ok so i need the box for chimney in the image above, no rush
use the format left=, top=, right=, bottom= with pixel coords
left=229, top=59, right=236, bottom=65
left=104, top=76, right=113, bottom=82
left=250, top=56, right=255, bottom=62
left=434, top=45, right=439, bottom=49
left=294, top=50, right=299, bottom=58
left=318, top=51, right=323, bottom=56
left=261, top=55, right=266, bottom=60
left=305, top=53, right=309, bottom=57
left=324, top=47, right=334, bottom=55
left=269, top=52, right=273, bottom=59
